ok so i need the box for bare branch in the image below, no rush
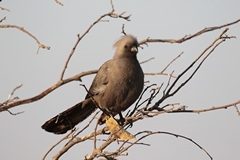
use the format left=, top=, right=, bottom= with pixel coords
left=234, top=104, right=240, bottom=116
left=144, top=72, right=176, bottom=78
left=55, top=0, right=64, bottom=6
left=0, top=24, right=50, bottom=53
left=0, top=16, right=6, bottom=23
left=140, top=57, right=154, bottom=64
left=48, top=98, right=240, bottom=159
left=0, top=69, right=98, bottom=113
left=128, top=84, right=157, bottom=117
left=0, top=6, right=10, bottom=12
left=117, top=130, right=212, bottom=160
left=144, top=52, right=184, bottom=78
left=121, top=24, right=126, bottom=35
left=161, top=52, right=184, bottom=73
left=42, top=130, right=74, bottom=160
left=7, top=83, right=23, bottom=100
left=59, top=0, right=131, bottom=81
left=2, top=107, right=24, bottom=115
left=149, top=28, right=233, bottom=111
left=138, top=19, right=240, bottom=45
left=73, top=111, right=100, bottom=138
left=0, top=84, right=24, bottom=115
left=52, top=128, right=106, bottom=160
left=169, top=100, right=240, bottom=115
left=88, top=137, right=150, bottom=146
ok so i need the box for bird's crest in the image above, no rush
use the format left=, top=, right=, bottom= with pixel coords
left=113, top=35, right=138, bottom=48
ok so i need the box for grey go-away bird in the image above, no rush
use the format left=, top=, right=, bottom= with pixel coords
left=41, top=35, right=144, bottom=134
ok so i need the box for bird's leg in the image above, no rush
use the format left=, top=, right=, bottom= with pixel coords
left=118, top=112, right=125, bottom=126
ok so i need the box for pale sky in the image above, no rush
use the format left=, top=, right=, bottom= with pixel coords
left=1, top=0, right=240, bottom=160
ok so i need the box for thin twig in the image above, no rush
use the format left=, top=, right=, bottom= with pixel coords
left=144, top=72, right=177, bottom=78
left=8, top=83, right=23, bottom=100
left=89, top=137, right=150, bottom=146
left=0, top=16, right=6, bottom=23
left=73, top=111, right=100, bottom=137
left=128, top=84, right=156, bottom=117
left=2, top=108, right=24, bottom=115
left=143, top=52, right=183, bottom=78
left=52, top=128, right=106, bottom=160
left=0, top=6, right=10, bottom=12
left=138, top=18, right=240, bottom=45
left=55, top=0, right=64, bottom=6
left=149, top=28, right=232, bottom=111
left=169, top=100, right=240, bottom=115
left=161, top=52, right=184, bottom=73
left=0, top=84, right=24, bottom=115
left=121, top=24, right=126, bottom=35
left=234, top=104, right=240, bottom=116
left=0, top=24, right=50, bottom=53
left=140, top=57, right=155, bottom=64
left=119, top=131, right=212, bottom=160
left=94, top=115, right=99, bottom=150
left=42, top=130, right=74, bottom=160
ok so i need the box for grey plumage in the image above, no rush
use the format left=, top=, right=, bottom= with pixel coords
left=41, top=35, right=144, bottom=134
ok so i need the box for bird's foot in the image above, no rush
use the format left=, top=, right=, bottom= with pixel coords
left=118, top=112, right=125, bottom=126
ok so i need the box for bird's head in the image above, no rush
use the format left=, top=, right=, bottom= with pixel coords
left=113, top=35, right=139, bottom=58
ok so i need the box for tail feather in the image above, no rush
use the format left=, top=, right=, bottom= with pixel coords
left=41, top=98, right=96, bottom=134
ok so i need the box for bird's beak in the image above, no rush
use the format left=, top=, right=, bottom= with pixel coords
left=130, top=46, right=138, bottom=53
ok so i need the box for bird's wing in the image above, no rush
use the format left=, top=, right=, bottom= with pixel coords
left=85, top=60, right=111, bottom=99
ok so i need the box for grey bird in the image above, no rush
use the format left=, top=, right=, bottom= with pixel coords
left=41, top=35, right=144, bottom=134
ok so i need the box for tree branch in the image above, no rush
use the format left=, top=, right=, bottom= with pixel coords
left=0, top=69, right=98, bottom=112
left=59, top=0, right=131, bottom=81
left=116, top=130, right=212, bottom=160
left=0, top=24, right=50, bottom=53
left=144, top=52, right=184, bottom=78
left=0, top=16, right=6, bottom=23
left=0, top=6, right=10, bottom=12
left=138, top=19, right=240, bottom=45
left=169, top=100, right=240, bottom=115
left=55, top=0, right=63, bottom=6
left=148, top=28, right=234, bottom=111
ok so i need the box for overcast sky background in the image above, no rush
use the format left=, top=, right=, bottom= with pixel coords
left=1, top=0, right=240, bottom=160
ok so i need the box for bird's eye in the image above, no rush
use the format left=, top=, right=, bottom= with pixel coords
left=124, top=45, right=128, bottom=49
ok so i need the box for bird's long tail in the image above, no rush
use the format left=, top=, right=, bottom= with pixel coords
left=41, top=98, right=96, bottom=134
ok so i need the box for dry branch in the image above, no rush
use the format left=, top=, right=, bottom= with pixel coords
left=144, top=52, right=184, bottom=78
left=0, top=16, right=6, bottom=23
left=138, top=18, right=240, bottom=45
left=59, top=0, right=131, bottom=81
left=55, top=0, right=63, bottom=6
left=0, top=6, right=10, bottom=12
left=0, top=24, right=50, bottom=53
left=148, top=28, right=233, bottom=111
left=42, top=130, right=74, bottom=160
left=169, top=99, right=240, bottom=115
left=52, top=128, right=106, bottom=160
left=115, top=130, right=212, bottom=160
left=0, top=69, right=98, bottom=112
